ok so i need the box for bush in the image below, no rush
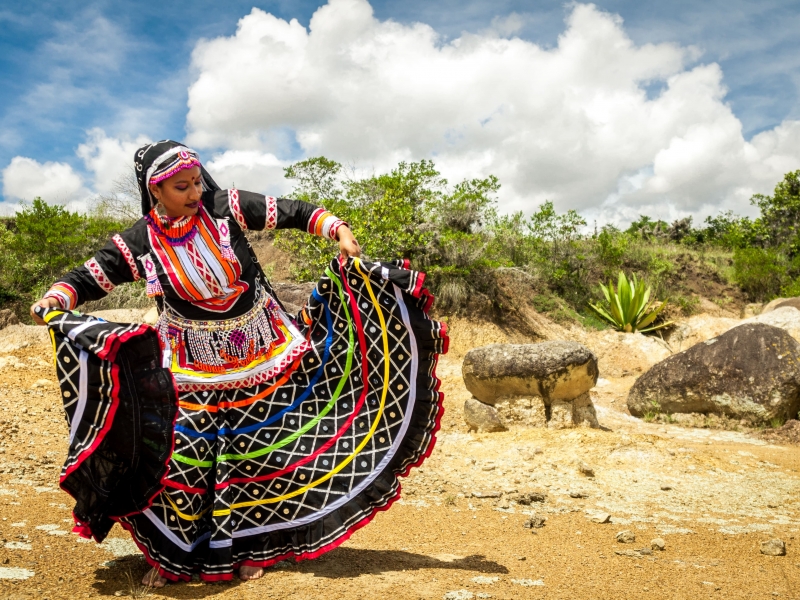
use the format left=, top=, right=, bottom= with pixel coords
left=275, top=158, right=504, bottom=314
left=0, top=198, right=127, bottom=317
left=732, top=247, right=785, bottom=301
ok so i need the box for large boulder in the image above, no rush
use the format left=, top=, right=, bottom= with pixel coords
left=628, top=323, right=800, bottom=423
left=462, top=342, right=601, bottom=431
left=762, top=297, right=800, bottom=314
left=749, top=307, right=800, bottom=342
left=462, top=342, right=598, bottom=404
left=667, top=307, right=800, bottom=352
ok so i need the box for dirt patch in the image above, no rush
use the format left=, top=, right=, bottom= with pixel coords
left=760, top=420, right=800, bottom=446
left=663, top=253, right=747, bottom=319
left=250, top=233, right=298, bottom=282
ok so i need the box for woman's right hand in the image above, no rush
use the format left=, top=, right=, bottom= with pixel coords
left=30, top=297, right=61, bottom=326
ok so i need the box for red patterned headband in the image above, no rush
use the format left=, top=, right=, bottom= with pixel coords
left=148, top=148, right=202, bottom=185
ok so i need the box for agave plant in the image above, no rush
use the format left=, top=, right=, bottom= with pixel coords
left=589, top=272, right=672, bottom=333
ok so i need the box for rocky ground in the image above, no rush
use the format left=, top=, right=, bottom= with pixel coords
left=0, top=311, right=799, bottom=599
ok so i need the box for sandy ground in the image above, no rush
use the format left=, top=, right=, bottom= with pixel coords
left=0, top=316, right=799, bottom=599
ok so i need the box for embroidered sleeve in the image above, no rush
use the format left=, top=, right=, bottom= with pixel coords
left=227, top=188, right=278, bottom=231
left=42, top=226, right=144, bottom=308
left=43, top=283, right=79, bottom=310
left=84, top=258, right=116, bottom=293
left=306, top=207, right=347, bottom=240
left=273, top=198, right=348, bottom=239
left=220, top=189, right=347, bottom=238
left=223, top=188, right=278, bottom=231
left=111, top=234, right=141, bottom=281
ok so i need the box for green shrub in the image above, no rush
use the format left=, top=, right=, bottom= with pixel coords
left=596, top=227, right=628, bottom=273
left=732, top=247, right=785, bottom=301
left=0, top=198, right=127, bottom=317
left=781, top=278, right=800, bottom=298
left=674, top=294, right=701, bottom=316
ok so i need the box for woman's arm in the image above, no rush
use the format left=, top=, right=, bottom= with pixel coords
left=219, top=189, right=360, bottom=257
left=29, top=230, right=143, bottom=325
left=334, top=225, right=360, bottom=258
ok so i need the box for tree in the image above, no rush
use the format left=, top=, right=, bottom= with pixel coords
left=92, top=167, right=141, bottom=225
left=273, top=157, right=500, bottom=285
left=0, top=198, right=125, bottom=300
left=750, top=169, right=800, bottom=252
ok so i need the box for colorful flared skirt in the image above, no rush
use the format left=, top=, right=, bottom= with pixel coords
left=43, top=257, right=448, bottom=581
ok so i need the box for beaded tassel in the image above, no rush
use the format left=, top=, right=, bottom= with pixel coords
left=217, top=218, right=238, bottom=263
left=140, top=252, right=163, bottom=297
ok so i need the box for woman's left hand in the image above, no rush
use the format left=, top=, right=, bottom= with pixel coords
left=336, top=226, right=361, bottom=259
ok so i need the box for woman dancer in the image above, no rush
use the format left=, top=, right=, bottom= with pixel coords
left=30, top=140, right=447, bottom=586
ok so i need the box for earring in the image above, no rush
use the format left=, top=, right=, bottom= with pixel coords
left=154, top=197, right=166, bottom=215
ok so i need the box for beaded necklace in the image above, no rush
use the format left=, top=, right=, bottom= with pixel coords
left=145, top=207, right=200, bottom=246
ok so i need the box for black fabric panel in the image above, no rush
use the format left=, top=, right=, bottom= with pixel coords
left=42, top=309, right=179, bottom=542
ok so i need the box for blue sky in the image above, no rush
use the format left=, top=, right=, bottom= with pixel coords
left=2, top=0, right=800, bottom=221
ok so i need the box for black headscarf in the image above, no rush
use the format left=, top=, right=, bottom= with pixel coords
left=133, top=140, right=220, bottom=215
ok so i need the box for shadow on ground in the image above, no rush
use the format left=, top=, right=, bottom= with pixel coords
left=291, top=548, right=508, bottom=578
left=90, top=548, right=508, bottom=596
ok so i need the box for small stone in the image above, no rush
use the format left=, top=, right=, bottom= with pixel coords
left=514, top=492, right=546, bottom=505
left=614, top=550, right=643, bottom=558
left=569, top=491, right=589, bottom=499
left=760, top=539, right=786, bottom=556
left=651, top=538, right=666, bottom=551
left=464, top=398, right=506, bottom=433
left=510, top=578, right=545, bottom=587
left=578, top=462, right=595, bottom=477
left=517, top=556, right=526, bottom=561
left=443, top=591, right=474, bottom=600
left=471, top=490, right=502, bottom=499
left=616, top=530, right=636, bottom=544
left=523, top=515, right=546, bottom=529
left=471, top=576, right=499, bottom=585
left=660, top=485, right=673, bottom=491
left=589, top=512, right=611, bottom=524
left=638, top=548, right=653, bottom=556
left=0, top=567, right=34, bottom=580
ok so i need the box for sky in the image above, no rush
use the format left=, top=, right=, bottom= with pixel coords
left=2, top=0, right=800, bottom=225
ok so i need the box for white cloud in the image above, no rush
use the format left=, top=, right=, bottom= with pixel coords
left=184, top=0, right=800, bottom=224
left=204, top=150, right=290, bottom=196
left=1, top=156, right=86, bottom=204
left=76, top=128, right=150, bottom=195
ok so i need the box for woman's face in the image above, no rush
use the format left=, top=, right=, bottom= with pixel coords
left=149, top=166, right=203, bottom=217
